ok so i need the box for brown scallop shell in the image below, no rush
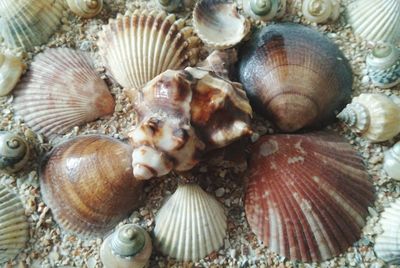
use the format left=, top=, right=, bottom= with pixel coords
left=40, top=135, right=143, bottom=237
left=245, top=131, right=374, bottom=262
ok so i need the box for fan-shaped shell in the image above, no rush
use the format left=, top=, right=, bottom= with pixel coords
left=347, top=0, right=400, bottom=44
left=302, top=0, right=340, bottom=23
left=245, top=131, right=374, bottom=262
left=0, top=53, right=24, bottom=97
left=154, top=184, right=227, bottom=261
left=13, top=48, right=115, bottom=139
left=383, top=142, right=400, bottom=180
left=98, top=9, right=201, bottom=90
left=374, top=198, right=400, bottom=264
left=242, top=0, right=286, bottom=21
left=0, top=185, right=29, bottom=264
left=66, top=0, right=103, bottom=18
left=0, top=132, right=29, bottom=173
left=238, top=23, right=352, bottom=132
left=40, top=135, right=144, bottom=237
left=193, top=0, right=250, bottom=49
left=0, top=0, right=65, bottom=51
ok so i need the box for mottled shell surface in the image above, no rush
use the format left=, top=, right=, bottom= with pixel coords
left=347, top=0, right=400, bottom=44
left=0, top=185, right=29, bottom=264
left=0, top=0, right=65, bottom=51
left=374, top=198, right=400, bottom=264
left=66, top=0, right=103, bottom=18
left=13, top=48, right=115, bottom=139
left=0, top=132, right=29, bottom=173
left=98, top=9, right=201, bottom=90
left=0, top=53, right=24, bottom=96
left=245, top=132, right=374, bottom=262
left=242, top=0, right=286, bottom=21
left=193, top=0, right=250, bottom=49
left=302, top=0, right=340, bottom=23
left=154, top=184, right=227, bottom=261
left=40, top=135, right=144, bottom=237
left=384, top=142, right=400, bottom=180
left=238, top=23, right=352, bottom=132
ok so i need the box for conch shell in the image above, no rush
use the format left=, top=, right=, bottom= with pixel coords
left=0, top=52, right=24, bottom=97
left=302, top=0, right=340, bottom=23
left=66, top=0, right=103, bottom=18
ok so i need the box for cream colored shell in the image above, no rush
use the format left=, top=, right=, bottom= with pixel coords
left=302, top=0, right=340, bottom=23
left=66, top=0, right=103, bottom=18
left=0, top=53, right=24, bottom=96
left=154, top=184, right=227, bottom=261
left=0, top=132, right=29, bottom=173
left=242, top=0, right=287, bottom=21
left=383, top=142, right=400, bottom=180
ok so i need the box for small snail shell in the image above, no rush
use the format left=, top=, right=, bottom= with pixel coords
left=0, top=132, right=29, bottom=173
left=66, top=0, right=103, bottom=18
left=156, top=0, right=181, bottom=12
left=383, top=142, right=400, bottom=180
left=100, top=224, right=152, bottom=268
left=0, top=53, right=24, bottom=97
left=302, top=0, right=340, bottom=23
left=242, top=0, right=279, bottom=21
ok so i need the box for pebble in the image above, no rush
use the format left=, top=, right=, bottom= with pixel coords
left=215, top=187, right=225, bottom=197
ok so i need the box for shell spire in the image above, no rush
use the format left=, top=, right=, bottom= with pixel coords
left=0, top=131, right=30, bottom=173
left=66, top=0, right=103, bottom=18
left=302, top=0, right=340, bottom=24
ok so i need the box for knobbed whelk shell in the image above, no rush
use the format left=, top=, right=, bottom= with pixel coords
left=238, top=23, right=352, bottom=132
left=0, top=0, right=65, bottom=51
left=241, top=0, right=286, bottom=21
left=383, top=142, right=400, bottom=180
left=98, top=9, right=201, bottom=90
left=0, top=53, right=24, bottom=97
left=193, top=0, right=250, bottom=49
left=302, top=0, right=340, bottom=23
left=154, top=184, right=227, bottom=261
left=0, top=132, right=29, bottom=173
left=13, top=48, right=115, bottom=139
left=337, top=93, right=400, bottom=142
left=66, top=0, right=103, bottom=18
left=0, top=185, right=29, bottom=264
left=40, top=135, right=144, bottom=237
left=100, top=224, right=152, bottom=268
left=245, top=131, right=374, bottom=262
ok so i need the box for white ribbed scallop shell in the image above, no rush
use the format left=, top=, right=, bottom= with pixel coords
left=0, top=0, right=65, bottom=51
left=384, top=142, right=400, bottom=180
left=98, top=9, right=201, bottom=90
left=0, top=53, right=24, bottom=97
left=347, top=0, right=400, bottom=44
left=13, top=48, right=115, bottom=139
left=0, top=185, right=29, bottom=264
left=66, top=0, right=103, bottom=18
left=154, top=184, right=227, bottom=261
left=374, top=199, right=400, bottom=264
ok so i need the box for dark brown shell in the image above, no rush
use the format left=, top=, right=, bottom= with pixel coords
left=40, top=135, right=143, bottom=237
left=238, top=23, right=352, bottom=132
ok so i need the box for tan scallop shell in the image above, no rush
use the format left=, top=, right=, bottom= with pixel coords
left=302, top=0, right=340, bottom=23
left=66, top=0, right=103, bottom=18
left=154, top=184, right=227, bottom=261
left=13, top=48, right=115, bottom=139
left=0, top=53, right=24, bottom=96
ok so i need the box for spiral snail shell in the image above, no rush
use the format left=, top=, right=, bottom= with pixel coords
left=242, top=0, right=286, bottom=21
left=302, top=0, right=340, bottom=24
left=383, top=142, right=400, bottom=180
left=156, top=0, right=182, bottom=12
left=66, top=0, right=103, bottom=18
left=0, top=132, right=29, bottom=173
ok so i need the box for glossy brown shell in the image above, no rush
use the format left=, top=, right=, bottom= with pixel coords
left=238, top=23, right=352, bottom=132
left=245, top=131, right=374, bottom=262
left=40, top=135, right=143, bottom=237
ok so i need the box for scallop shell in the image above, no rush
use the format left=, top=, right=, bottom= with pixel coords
left=154, top=184, right=227, bottom=261
left=337, top=93, right=400, bottom=142
left=0, top=132, right=29, bottom=173
left=0, top=185, right=29, bottom=264
left=66, top=0, right=103, bottom=18
left=0, top=0, right=65, bottom=51
left=0, top=53, right=24, bottom=97
left=193, top=0, right=250, bottom=49
left=238, top=23, right=352, bottom=132
left=13, top=48, right=115, bottom=139
left=347, top=0, right=400, bottom=44
left=245, top=131, right=374, bottom=262
left=383, top=142, right=400, bottom=180
left=40, top=135, right=144, bottom=237
left=241, top=0, right=286, bottom=21
left=302, top=0, right=340, bottom=23
left=98, top=9, right=201, bottom=90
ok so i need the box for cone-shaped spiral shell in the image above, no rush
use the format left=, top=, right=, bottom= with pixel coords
left=0, top=185, right=29, bottom=264
left=383, top=142, right=400, bottom=180
left=337, top=93, right=400, bottom=142
left=13, top=48, right=115, bottom=139
left=238, top=23, right=352, bottom=132
left=40, top=135, right=144, bottom=237
left=66, top=0, right=103, bottom=18
left=0, top=0, right=65, bottom=51
left=302, top=0, right=340, bottom=23
left=347, top=0, right=400, bottom=44
left=245, top=131, right=374, bottom=262
left=241, top=0, right=286, bottom=21
left=0, top=132, right=29, bottom=173
left=374, top=198, right=400, bottom=264
left=154, top=184, right=227, bottom=261
left=193, top=0, right=250, bottom=49
left=0, top=53, right=24, bottom=96
left=98, top=9, right=201, bottom=90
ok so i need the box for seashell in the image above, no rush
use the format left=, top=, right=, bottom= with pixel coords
left=155, top=0, right=181, bottom=12
left=0, top=185, right=29, bottom=264
left=347, top=0, right=400, bottom=44
left=245, top=131, right=374, bottom=262
left=0, top=0, right=65, bottom=51
left=98, top=9, right=201, bottom=90
left=100, top=224, right=152, bottom=268
left=302, top=0, right=340, bottom=24
left=193, top=0, right=250, bottom=49
left=66, top=0, right=103, bottom=18
left=337, top=93, right=400, bottom=142
left=154, top=184, right=227, bottom=261
left=374, top=198, right=400, bottom=264
left=366, top=43, right=400, bottom=88
left=195, top=49, right=238, bottom=80
left=0, top=132, right=29, bottom=173
left=242, top=0, right=286, bottom=21
left=13, top=48, right=115, bottom=139
left=383, top=142, right=400, bottom=180
left=0, top=53, right=24, bottom=97
left=40, top=135, right=144, bottom=237
left=238, top=23, right=352, bottom=132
